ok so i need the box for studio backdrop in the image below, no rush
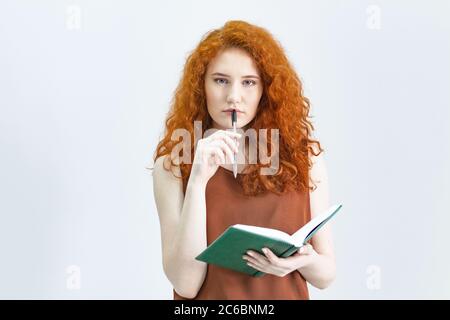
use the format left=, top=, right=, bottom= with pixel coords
left=0, top=0, right=449, bottom=299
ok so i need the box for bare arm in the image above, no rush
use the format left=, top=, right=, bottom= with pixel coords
left=152, top=156, right=208, bottom=299
left=296, top=148, right=337, bottom=289
left=152, top=130, right=241, bottom=298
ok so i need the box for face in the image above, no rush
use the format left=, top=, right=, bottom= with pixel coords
left=204, top=47, right=263, bottom=130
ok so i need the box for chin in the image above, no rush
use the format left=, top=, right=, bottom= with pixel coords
left=214, top=122, right=233, bottom=130
left=211, top=118, right=231, bottom=129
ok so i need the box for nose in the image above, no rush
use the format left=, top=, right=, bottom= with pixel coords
left=226, top=82, right=242, bottom=105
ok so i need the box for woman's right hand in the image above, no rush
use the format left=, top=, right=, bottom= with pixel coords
left=190, top=130, right=241, bottom=185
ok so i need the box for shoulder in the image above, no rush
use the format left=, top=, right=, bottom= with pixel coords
left=308, top=143, right=327, bottom=183
left=307, top=143, right=330, bottom=220
left=153, top=154, right=181, bottom=177
left=152, top=155, right=183, bottom=194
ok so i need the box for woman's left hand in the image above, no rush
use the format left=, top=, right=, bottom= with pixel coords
left=242, top=244, right=317, bottom=277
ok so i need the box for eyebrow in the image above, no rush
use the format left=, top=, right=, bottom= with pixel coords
left=211, top=72, right=260, bottom=79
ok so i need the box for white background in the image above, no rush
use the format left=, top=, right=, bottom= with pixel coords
left=0, top=0, right=449, bottom=299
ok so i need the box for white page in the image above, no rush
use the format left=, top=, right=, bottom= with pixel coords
left=233, top=224, right=294, bottom=244
left=233, top=204, right=342, bottom=248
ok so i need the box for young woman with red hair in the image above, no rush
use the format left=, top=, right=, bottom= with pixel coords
left=151, top=20, right=336, bottom=300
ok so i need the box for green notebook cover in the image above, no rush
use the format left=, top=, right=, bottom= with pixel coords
left=195, top=204, right=343, bottom=277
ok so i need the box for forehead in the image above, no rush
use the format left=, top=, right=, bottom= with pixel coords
left=207, top=48, right=260, bottom=76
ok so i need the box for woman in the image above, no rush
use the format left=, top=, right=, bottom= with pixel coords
left=151, top=20, right=336, bottom=300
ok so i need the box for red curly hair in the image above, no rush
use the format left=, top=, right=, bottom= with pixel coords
left=152, top=20, right=323, bottom=196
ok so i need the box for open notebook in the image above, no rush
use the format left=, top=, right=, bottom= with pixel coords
left=195, top=204, right=343, bottom=277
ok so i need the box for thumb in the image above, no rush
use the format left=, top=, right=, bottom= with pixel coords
left=298, top=243, right=313, bottom=255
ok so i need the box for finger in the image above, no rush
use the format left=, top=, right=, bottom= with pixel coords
left=208, top=146, right=225, bottom=165
left=298, top=243, right=313, bottom=255
left=210, top=131, right=240, bottom=154
left=246, top=250, right=269, bottom=265
left=262, top=248, right=282, bottom=267
left=243, top=255, right=258, bottom=266
left=210, top=139, right=234, bottom=164
left=245, top=256, right=266, bottom=270
left=219, top=134, right=239, bottom=154
left=205, top=149, right=218, bottom=166
left=214, top=146, right=226, bottom=165
left=246, top=261, right=261, bottom=271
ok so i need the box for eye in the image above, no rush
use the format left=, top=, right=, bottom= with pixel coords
left=243, top=80, right=257, bottom=86
left=214, top=78, right=228, bottom=85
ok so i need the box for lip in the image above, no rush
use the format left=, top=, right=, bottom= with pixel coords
left=222, top=108, right=244, bottom=114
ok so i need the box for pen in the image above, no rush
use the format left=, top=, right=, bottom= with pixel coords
left=232, top=109, right=237, bottom=178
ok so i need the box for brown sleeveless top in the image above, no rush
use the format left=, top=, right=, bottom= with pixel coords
left=173, top=166, right=311, bottom=300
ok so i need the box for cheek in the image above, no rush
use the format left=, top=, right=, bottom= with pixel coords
left=205, top=85, right=223, bottom=105
left=247, top=91, right=263, bottom=114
